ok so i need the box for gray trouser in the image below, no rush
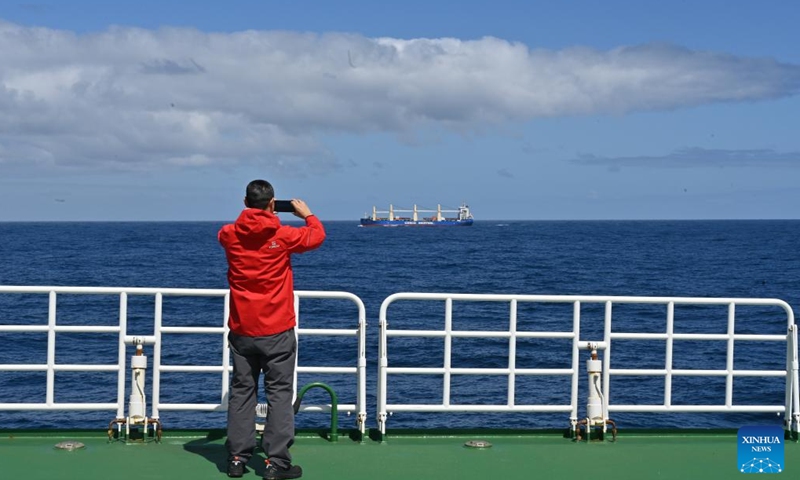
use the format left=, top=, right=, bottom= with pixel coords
left=226, top=328, right=297, bottom=469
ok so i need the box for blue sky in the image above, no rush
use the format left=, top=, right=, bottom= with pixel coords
left=1, top=0, right=798, bottom=221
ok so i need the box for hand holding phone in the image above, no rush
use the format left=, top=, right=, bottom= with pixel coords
left=273, top=200, right=295, bottom=213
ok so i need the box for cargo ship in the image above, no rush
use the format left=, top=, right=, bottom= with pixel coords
left=360, top=203, right=473, bottom=226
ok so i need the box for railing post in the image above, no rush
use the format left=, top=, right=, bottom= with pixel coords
left=378, top=295, right=391, bottom=438
left=665, top=301, right=674, bottom=408
left=151, top=292, right=163, bottom=421
left=570, top=300, right=580, bottom=434
left=725, top=302, right=736, bottom=408
left=443, top=297, right=452, bottom=407
left=356, top=297, right=368, bottom=437
left=508, top=299, right=517, bottom=408
left=788, top=323, right=799, bottom=439
left=116, top=293, right=128, bottom=420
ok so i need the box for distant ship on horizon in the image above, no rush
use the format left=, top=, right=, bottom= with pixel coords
left=359, top=203, right=474, bottom=227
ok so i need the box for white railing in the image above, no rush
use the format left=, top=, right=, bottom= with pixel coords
left=2, top=287, right=798, bottom=437
left=377, top=293, right=800, bottom=436
left=294, top=290, right=368, bottom=433
left=0, top=286, right=367, bottom=434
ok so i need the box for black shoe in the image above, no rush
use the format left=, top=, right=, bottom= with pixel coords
left=227, top=456, right=246, bottom=478
left=264, top=461, right=302, bottom=480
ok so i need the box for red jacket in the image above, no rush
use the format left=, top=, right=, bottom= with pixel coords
left=218, top=208, right=325, bottom=336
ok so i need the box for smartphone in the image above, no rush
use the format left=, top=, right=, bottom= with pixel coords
left=273, top=200, right=295, bottom=213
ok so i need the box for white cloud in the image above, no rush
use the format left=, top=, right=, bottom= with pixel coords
left=496, top=168, right=514, bottom=178
left=1, top=21, right=799, bottom=171
left=573, top=147, right=800, bottom=169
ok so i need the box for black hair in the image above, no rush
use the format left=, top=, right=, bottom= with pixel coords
left=245, top=179, right=274, bottom=210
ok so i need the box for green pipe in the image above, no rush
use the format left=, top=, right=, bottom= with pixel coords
left=293, top=382, right=338, bottom=442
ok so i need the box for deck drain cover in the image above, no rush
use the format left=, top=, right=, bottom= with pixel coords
left=464, top=440, right=492, bottom=448
left=55, top=441, right=85, bottom=451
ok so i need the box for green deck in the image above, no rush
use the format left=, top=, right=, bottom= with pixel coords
left=1, top=429, right=797, bottom=479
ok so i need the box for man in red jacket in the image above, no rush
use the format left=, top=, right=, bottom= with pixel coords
left=218, top=179, right=325, bottom=480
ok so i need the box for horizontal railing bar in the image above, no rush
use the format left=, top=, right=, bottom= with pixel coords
left=0, top=365, right=48, bottom=371
left=297, top=329, right=359, bottom=336
left=0, top=287, right=356, bottom=299
left=722, top=334, right=788, bottom=341
left=385, top=367, right=573, bottom=375
left=610, top=333, right=787, bottom=341
left=610, top=369, right=786, bottom=377
left=54, top=364, right=121, bottom=371
left=159, top=366, right=227, bottom=373
left=295, top=290, right=364, bottom=300
left=382, top=292, right=793, bottom=308
left=155, top=404, right=226, bottom=412
left=158, top=367, right=359, bottom=375
left=0, top=326, right=120, bottom=333
left=0, top=286, right=229, bottom=295
left=159, top=327, right=226, bottom=334
left=155, top=403, right=359, bottom=412
left=0, top=403, right=119, bottom=410
left=50, top=326, right=120, bottom=333
left=296, top=405, right=357, bottom=412
left=0, top=364, right=119, bottom=371
left=296, top=366, right=358, bottom=374
left=608, top=405, right=785, bottom=413
left=0, top=326, right=47, bottom=332
left=388, top=331, right=787, bottom=341
left=386, top=330, right=575, bottom=339
left=123, top=336, right=157, bottom=345
left=385, top=405, right=573, bottom=412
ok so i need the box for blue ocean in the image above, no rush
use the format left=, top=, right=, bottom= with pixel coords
left=1, top=220, right=798, bottom=432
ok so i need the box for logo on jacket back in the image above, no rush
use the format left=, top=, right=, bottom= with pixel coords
left=738, top=425, right=784, bottom=473
left=268, top=241, right=281, bottom=249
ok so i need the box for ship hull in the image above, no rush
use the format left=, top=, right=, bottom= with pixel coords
left=359, top=219, right=474, bottom=227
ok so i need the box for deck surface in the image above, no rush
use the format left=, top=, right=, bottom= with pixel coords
left=1, top=429, right=797, bottom=479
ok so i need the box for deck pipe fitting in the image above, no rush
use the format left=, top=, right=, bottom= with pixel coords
left=575, top=347, right=617, bottom=441
left=129, top=344, right=147, bottom=422
left=107, top=342, right=162, bottom=442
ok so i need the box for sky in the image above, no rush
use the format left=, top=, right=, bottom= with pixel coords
left=1, top=0, right=799, bottom=221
